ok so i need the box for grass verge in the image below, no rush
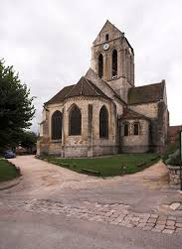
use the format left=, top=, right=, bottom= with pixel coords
left=0, top=159, right=20, bottom=182
left=39, top=153, right=160, bottom=177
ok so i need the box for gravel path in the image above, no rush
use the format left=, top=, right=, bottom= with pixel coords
left=1, top=155, right=182, bottom=236
left=2, top=155, right=169, bottom=198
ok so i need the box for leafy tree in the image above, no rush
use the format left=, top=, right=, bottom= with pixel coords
left=20, top=131, right=37, bottom=153
left=0, top=60, right=35, bottom=152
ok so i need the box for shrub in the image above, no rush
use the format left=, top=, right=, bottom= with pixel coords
left=163, top=133, right=181, bottom=166
left=165, top=149, right=181, bottom=166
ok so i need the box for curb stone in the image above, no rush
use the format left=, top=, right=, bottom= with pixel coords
left=0, top=176, right=22, bottom=191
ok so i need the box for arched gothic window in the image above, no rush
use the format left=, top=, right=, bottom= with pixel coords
left=130, top=56, right=133, bottom=83
left=98, top=54, right=103, bottom=78
left=69, top=105, right=81, bottom=136
left=127, top=54, right=130, bottom=80
left=99, top=106, right=108, bottom=138
left=134, top=123, right=139, bottom=136
left=51, top=111, right=62, bottom=140
left=124, top=123, right=129, bottom=136
left=112, top=49, right=118, bottom=77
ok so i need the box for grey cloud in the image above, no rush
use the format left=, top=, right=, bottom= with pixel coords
left=0, top=0, right=181, bottom=132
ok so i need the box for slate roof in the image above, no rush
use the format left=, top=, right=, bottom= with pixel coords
left=122, top=108, right=150, bottom=120
left=46, top=77, right=110, bottom=105
left=66, top=77, right=110, bottom=100
left=128, top=81, right=165, bottom=105
left=46, top=85, right=75, bottom=104
left=85, top=68, right=127, bottom=104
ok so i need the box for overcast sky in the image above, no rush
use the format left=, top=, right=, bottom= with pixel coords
left=0, top=0, right=181, bottom=133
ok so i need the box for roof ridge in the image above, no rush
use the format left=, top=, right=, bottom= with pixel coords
left=86, top=78, right=111, bottom=99
left=85, top=68, right=126, bottom=104
left=84, top=78, right=101, bottom=96
left=132, top=81, right=163, bottom=90
left=64, top=77, right=83, bottom=98
left=64, top=84, right=77, bottom=98
left=63, top=76, right=111, bottom=100
left=123, top=107, right=150, bottom=120
left=46, top=84, right=75, bottom=105
left=93, top=20, right=124, bottom=45
left=64, top=84, right=75, bottom=88
left=126, top=107, right=150, bottom=119
left=80, top=76, right=84, bottom=95
left=107, top=20, right=123, bottom=34
left=128, top=81, right=165, bottom=105
left=101, top=78, right=127, bottom=104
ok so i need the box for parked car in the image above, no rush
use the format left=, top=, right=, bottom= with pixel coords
left=4, top=150, right=16, bottom=159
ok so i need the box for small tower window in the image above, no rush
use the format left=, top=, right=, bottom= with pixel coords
left=134, top=123, right=139, bottom=136
left=98, top=54, right=103, bottom=78
left=105, top=34, right=109, bottom=41
left=112, top=49, right=118, bottom=77
left=124, top=123, right=129, bottom=136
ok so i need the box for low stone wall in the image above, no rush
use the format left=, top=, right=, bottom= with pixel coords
left=93, top=145, right=118, bottom=157
left=64, top=144, right=118, bottom=158
left=167, top=165, right=182, bottom=186
left=64, top=145, right=88, bottom=158
left=122, top=145, right=149, bottom=153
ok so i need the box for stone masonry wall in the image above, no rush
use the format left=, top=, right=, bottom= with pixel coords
left=91, top=30, right=134, bottom=86
left=91, top=22, right=134, bottom=102
left=167, top=165, right=181, bottom=186
left=121, top=119, right=150, bottom=153
left=39, top=96, right=118, bottom=158
left=129, top=101, right=168, bottom=152
left=63, top=97, right=117, bottom=158
left=85, top=69, right=125, bottom=115
left=129, top=103, right=158, bottom=119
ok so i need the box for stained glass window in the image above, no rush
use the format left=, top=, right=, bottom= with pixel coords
left=51, top=111, right=62, bottom=140
left=69, top=105, right=81, bottom=136
left=100, top=106, right=108, bottom=138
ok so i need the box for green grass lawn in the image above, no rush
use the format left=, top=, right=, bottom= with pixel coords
left=0, top=159, right=20, bottom=182
left=40, top=153, right=160, bottom=177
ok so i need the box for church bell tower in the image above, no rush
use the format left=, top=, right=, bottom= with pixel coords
left=91, top=20, right=135, bottom=102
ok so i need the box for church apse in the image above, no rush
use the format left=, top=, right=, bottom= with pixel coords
left=37, top=20, right=169, bottom=157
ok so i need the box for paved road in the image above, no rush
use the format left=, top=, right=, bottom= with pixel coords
left=0, top=209, right=181, bottom=249
left=0, top=156, right=182, bottom=248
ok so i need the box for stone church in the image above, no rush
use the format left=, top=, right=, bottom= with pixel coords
left=37, top=20, right=169, bottom=158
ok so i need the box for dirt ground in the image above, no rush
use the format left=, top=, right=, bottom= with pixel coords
left=5, top=155, right=168, bottom=196
left=1, top=156, right=182, bottom=249
left=1, top=155, right=181, bottom=215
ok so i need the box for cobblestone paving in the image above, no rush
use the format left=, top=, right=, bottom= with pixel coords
left=1, top=198, right=182, bottom=235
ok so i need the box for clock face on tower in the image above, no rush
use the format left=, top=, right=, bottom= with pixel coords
left=103, top=43, right=110, bottom=51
